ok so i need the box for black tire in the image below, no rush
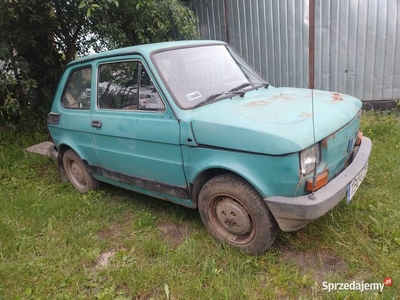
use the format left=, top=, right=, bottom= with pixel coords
left=198, top=174, right=278, bottom=255
left=63, top=149, right=100, bottom=193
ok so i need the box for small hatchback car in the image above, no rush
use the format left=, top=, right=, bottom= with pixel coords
left=47, top=40, right=371, bottom=254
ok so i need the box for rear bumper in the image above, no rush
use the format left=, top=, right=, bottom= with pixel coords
left=264, top=137, right=372, bottom=232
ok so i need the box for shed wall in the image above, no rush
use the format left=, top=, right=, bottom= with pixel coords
left=188, top=0, right=400, bottom=101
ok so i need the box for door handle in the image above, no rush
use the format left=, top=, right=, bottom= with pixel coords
left=91, top=120, right=102, bottom=128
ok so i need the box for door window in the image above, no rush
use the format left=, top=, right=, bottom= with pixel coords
left=62, top=67, right=92, bottom=109
left=97, top=61, right=165, bottom=111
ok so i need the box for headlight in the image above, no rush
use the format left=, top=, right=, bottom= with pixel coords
left=300, top=144, right=320, bottom=174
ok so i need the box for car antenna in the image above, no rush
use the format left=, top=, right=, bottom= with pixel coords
left=308, top=89, right=318, bottom=201
left=308, top=0, right=317, bottom=201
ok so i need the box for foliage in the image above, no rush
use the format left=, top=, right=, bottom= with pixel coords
left=0, top=0, right=71, bottom=129
left=87, top=0, right=199, bottom=52
left=0, top=0, right=198, bottom=130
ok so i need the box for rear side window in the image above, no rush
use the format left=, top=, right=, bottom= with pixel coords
left=62, top=67, right=92, bottom=109
left=98, top=61, right=165, bottom=111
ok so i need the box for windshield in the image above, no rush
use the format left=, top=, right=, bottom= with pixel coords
left=152, top=45, right=267, bottom=109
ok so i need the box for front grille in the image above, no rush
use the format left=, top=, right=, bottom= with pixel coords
left=47, top=112, right=61, bottom=125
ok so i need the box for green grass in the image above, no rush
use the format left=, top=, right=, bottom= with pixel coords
left=0, top=111, right=399, bottom=299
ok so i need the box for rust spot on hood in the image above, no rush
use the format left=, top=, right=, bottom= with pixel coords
left=272, top=93, right=292, bottom=100
left=300, top=112, right=313, bottom=118
left=332, top=93, right=343, bottom=102
left=244, top=101, right=269, bottom=107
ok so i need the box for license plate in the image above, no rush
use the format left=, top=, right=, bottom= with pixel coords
left=347, top=161, right=369, bottom=203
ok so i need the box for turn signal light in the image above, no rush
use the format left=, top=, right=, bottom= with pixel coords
left=305, top=170, right=329, bottom=192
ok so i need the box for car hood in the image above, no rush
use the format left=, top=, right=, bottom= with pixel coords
left=189, top=87, right=362, bottom=155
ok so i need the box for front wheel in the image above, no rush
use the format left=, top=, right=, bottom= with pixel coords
left=198, top=174, right=278, bottom=255
left=63, top=149, right=100, bottom=193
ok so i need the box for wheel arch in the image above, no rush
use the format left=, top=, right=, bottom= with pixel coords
left=57, top=143, right=72, bottom=157
left=53, top=142, right=92, bottom=183
left=190, top=166, right=269, bottom=207
left=56, top=142, right=90, bottom=165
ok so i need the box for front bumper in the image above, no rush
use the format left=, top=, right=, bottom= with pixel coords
left=264, top=136, right=372, bottom=232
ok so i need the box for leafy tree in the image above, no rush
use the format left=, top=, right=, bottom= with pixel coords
left=0, top=0, right=95, bottom=127
left=1, top=0, right=58, bottom=126
left=89, top=0, right=198, bottom=51
left=0, top=0, right=198, bottom=129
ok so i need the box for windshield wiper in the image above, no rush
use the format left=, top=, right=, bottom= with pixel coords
left=256, top=82, right=269, bottom=89
left=228, top=83, right=252, bottom=92
left=191, top=92, right=225, bottom=109
left=220, top=83, right=252, bottom=99
left=191, top=82, right=265, bottom=109
left=225, top=82, right=253, bottom=99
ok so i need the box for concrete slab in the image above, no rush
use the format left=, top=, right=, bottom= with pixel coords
left=25, top=141, right=55, bottom=157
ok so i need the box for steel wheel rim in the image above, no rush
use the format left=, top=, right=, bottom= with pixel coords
left=208, top=194, right=255, bottom=245
left=67, top=160, right=86, bottom=190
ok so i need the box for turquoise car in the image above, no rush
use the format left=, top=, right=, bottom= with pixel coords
left=47, top=40, right=371, bottom=254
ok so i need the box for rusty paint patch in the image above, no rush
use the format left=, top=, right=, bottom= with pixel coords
left=321, top=133, right=336, bottom=149
left=272, top=93, right=292, bottom=100
left=332, top=93, right=343, bottom=102
left=244, top=100, right=269, bottom=107
left=300, top=112, right=313, bottom=118
left=321, top=138, right=328, bottom=149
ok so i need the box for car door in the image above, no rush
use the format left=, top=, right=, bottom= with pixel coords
left=49, top=65, right=100, bottom=165
left=90, top=58, right=188, bottom=199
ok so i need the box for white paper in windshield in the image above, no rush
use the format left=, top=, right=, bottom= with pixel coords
left=186, top=91, right=201, bottom=101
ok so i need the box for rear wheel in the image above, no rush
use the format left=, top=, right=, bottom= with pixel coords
left=63, top=149, right=100, bottom=193
left=198, top=174, right=278, bottom=255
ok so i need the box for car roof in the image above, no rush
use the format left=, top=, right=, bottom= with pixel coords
left=67, top=40, right=226, bottom=67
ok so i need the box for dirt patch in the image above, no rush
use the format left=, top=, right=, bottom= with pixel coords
left=95, top=250, right=117, bottom=269
left=158, top=221, right=193, bottom=248
left=276, top=244, right=347, bottom=281
left=97, top=225, right=122, bottom=240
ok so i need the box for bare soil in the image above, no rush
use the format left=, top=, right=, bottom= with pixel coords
left=95, top=220, right=347, bottom=281
left=275, top=243, right=347, bottom=281
left=157, top=221, right=194, bottom=248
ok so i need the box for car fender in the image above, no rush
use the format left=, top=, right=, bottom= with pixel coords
left=182, top=146, right=301, bottom=200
